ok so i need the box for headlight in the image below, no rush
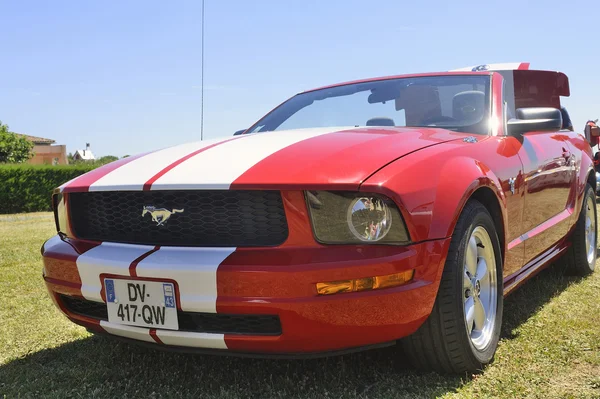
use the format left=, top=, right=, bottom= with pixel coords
left=305, top=191, right=410, bottom=244
left=347, top=197, right=392, bottom=241
left=52, top=192, right=70, bottom=235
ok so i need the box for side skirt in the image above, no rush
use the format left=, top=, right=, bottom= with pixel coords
left=503, top=240, right=570, bottom=296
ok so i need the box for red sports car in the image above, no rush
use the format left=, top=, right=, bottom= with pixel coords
left=42, top=62, right=598, bottom=373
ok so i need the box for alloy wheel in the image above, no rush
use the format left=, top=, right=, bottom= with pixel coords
left=463, top=226, right=498, bottom=351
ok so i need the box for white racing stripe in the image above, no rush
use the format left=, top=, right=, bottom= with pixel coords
left=85, top=244, right=234, bottom=350
left=134, top=246, right=236, bottom=313
left=99, top=321, right=227, bottom=349
left=99, top=320, right=156, bottom=343
left=76, top=242, right=155, bottom=301
left=150, top=127, right=348, bottom=190
left=155, top=330, right=227, bottom=349
left=88, top=137, right=232, bottom=191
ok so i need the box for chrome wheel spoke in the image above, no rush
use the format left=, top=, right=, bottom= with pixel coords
left=473, top=298, right=486, bottom=330
left=464, top=271, right=473, bottom=291
left=466, top=236, right=478, bottom=275
left=465, top=296, right=475, bottom=334
left=475, top=258, right=488, bottom=281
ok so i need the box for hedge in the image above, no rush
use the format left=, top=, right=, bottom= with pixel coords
left=0, top=164, right=96, bottom=214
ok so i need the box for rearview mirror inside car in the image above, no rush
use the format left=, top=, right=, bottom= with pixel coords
left=507, top=107, right=563, bottom=136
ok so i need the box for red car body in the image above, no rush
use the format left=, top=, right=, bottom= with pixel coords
left=41, top=63, right=595, bottom=357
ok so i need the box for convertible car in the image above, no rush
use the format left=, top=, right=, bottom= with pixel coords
left=42, top=62, right=597, bottom=373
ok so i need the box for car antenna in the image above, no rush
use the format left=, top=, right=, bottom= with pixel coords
left=200, top=0, right=205, bottom=141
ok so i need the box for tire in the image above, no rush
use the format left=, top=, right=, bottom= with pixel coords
left=564, top=183, right=597, bottom=276
left=402, top=200, right=503, bottom=373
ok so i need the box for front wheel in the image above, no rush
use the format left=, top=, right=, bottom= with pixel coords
left=402, top=200, right=503, bottom=373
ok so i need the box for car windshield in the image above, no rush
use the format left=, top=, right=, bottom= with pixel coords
left=248, top=75, right=491, bottom=135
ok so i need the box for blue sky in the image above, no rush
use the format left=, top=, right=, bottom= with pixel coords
left=1, top=0, right=599, bottom=157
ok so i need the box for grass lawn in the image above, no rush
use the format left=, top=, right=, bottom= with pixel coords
left=1, top=212, right=599, bottom=398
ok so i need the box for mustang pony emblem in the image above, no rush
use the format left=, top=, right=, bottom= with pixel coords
left=142, top=206, right=184, bottom=226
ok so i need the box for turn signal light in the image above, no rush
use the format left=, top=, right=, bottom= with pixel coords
left=315, top=270, right=414, bottom=296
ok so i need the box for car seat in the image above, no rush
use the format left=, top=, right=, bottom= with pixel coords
left=452, top=91, right=485, bottom=124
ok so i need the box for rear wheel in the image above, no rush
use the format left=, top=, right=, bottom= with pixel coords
left=564, top=183, right=597, bottom=276
left=402, top=200, right=503, bottom=373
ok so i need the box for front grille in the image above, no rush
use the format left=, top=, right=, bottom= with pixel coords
left=69, top=190, right=288, bottom=247
left=178, top=313, right=282, bottom=335
left=60, top=295, right=282, bottom=336
left=62, top=294, right=108, bottom=319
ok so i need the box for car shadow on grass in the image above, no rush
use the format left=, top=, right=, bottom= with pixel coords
left=500, top=260, right=585, bottom=340
left=0, top=263, right=589, bottom=398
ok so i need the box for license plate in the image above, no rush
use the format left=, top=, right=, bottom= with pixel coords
left=104, top=278, right=178, bottom=330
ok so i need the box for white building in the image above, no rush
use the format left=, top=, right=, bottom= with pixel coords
left=73, top=143, right=96, bottom=161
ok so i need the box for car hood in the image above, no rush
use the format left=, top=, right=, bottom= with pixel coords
left=60, top=126, right=466, bottom=193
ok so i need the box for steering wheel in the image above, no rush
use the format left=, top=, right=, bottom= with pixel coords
left=421, top=115, right=458, bottom=125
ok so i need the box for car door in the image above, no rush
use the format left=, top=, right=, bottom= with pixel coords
left=493, top=136, right=526, bottom=279
left=518, top=131, right=575, bottom=264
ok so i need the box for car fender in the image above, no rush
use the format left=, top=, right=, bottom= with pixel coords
left=431, top=156, right=507, bottom=240
left=360, top=147, right=509, bottom=311
left=360, top=146, right=508, bottom=245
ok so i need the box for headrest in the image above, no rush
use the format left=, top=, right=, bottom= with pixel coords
left=453, top=91, right=485, bottom=123
left=395, top=85, right=442, bottom=125
left=366, top=117, right=395, bottom=127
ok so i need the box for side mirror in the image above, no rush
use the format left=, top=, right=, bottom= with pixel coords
left=233, top=129, right=246, bottom=136
left=507, top=107, right=562, bottom=136
left=585, top=120, right=600, bottom=147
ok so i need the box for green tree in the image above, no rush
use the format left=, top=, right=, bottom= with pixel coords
left=67, top=152, right=89, bottom=165
left=97, top=155, right=119, bottom=164
left=0, top=121, right=34, bottom=163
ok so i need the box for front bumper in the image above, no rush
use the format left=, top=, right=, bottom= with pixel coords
left=42, top=234, right=451, bottom=356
